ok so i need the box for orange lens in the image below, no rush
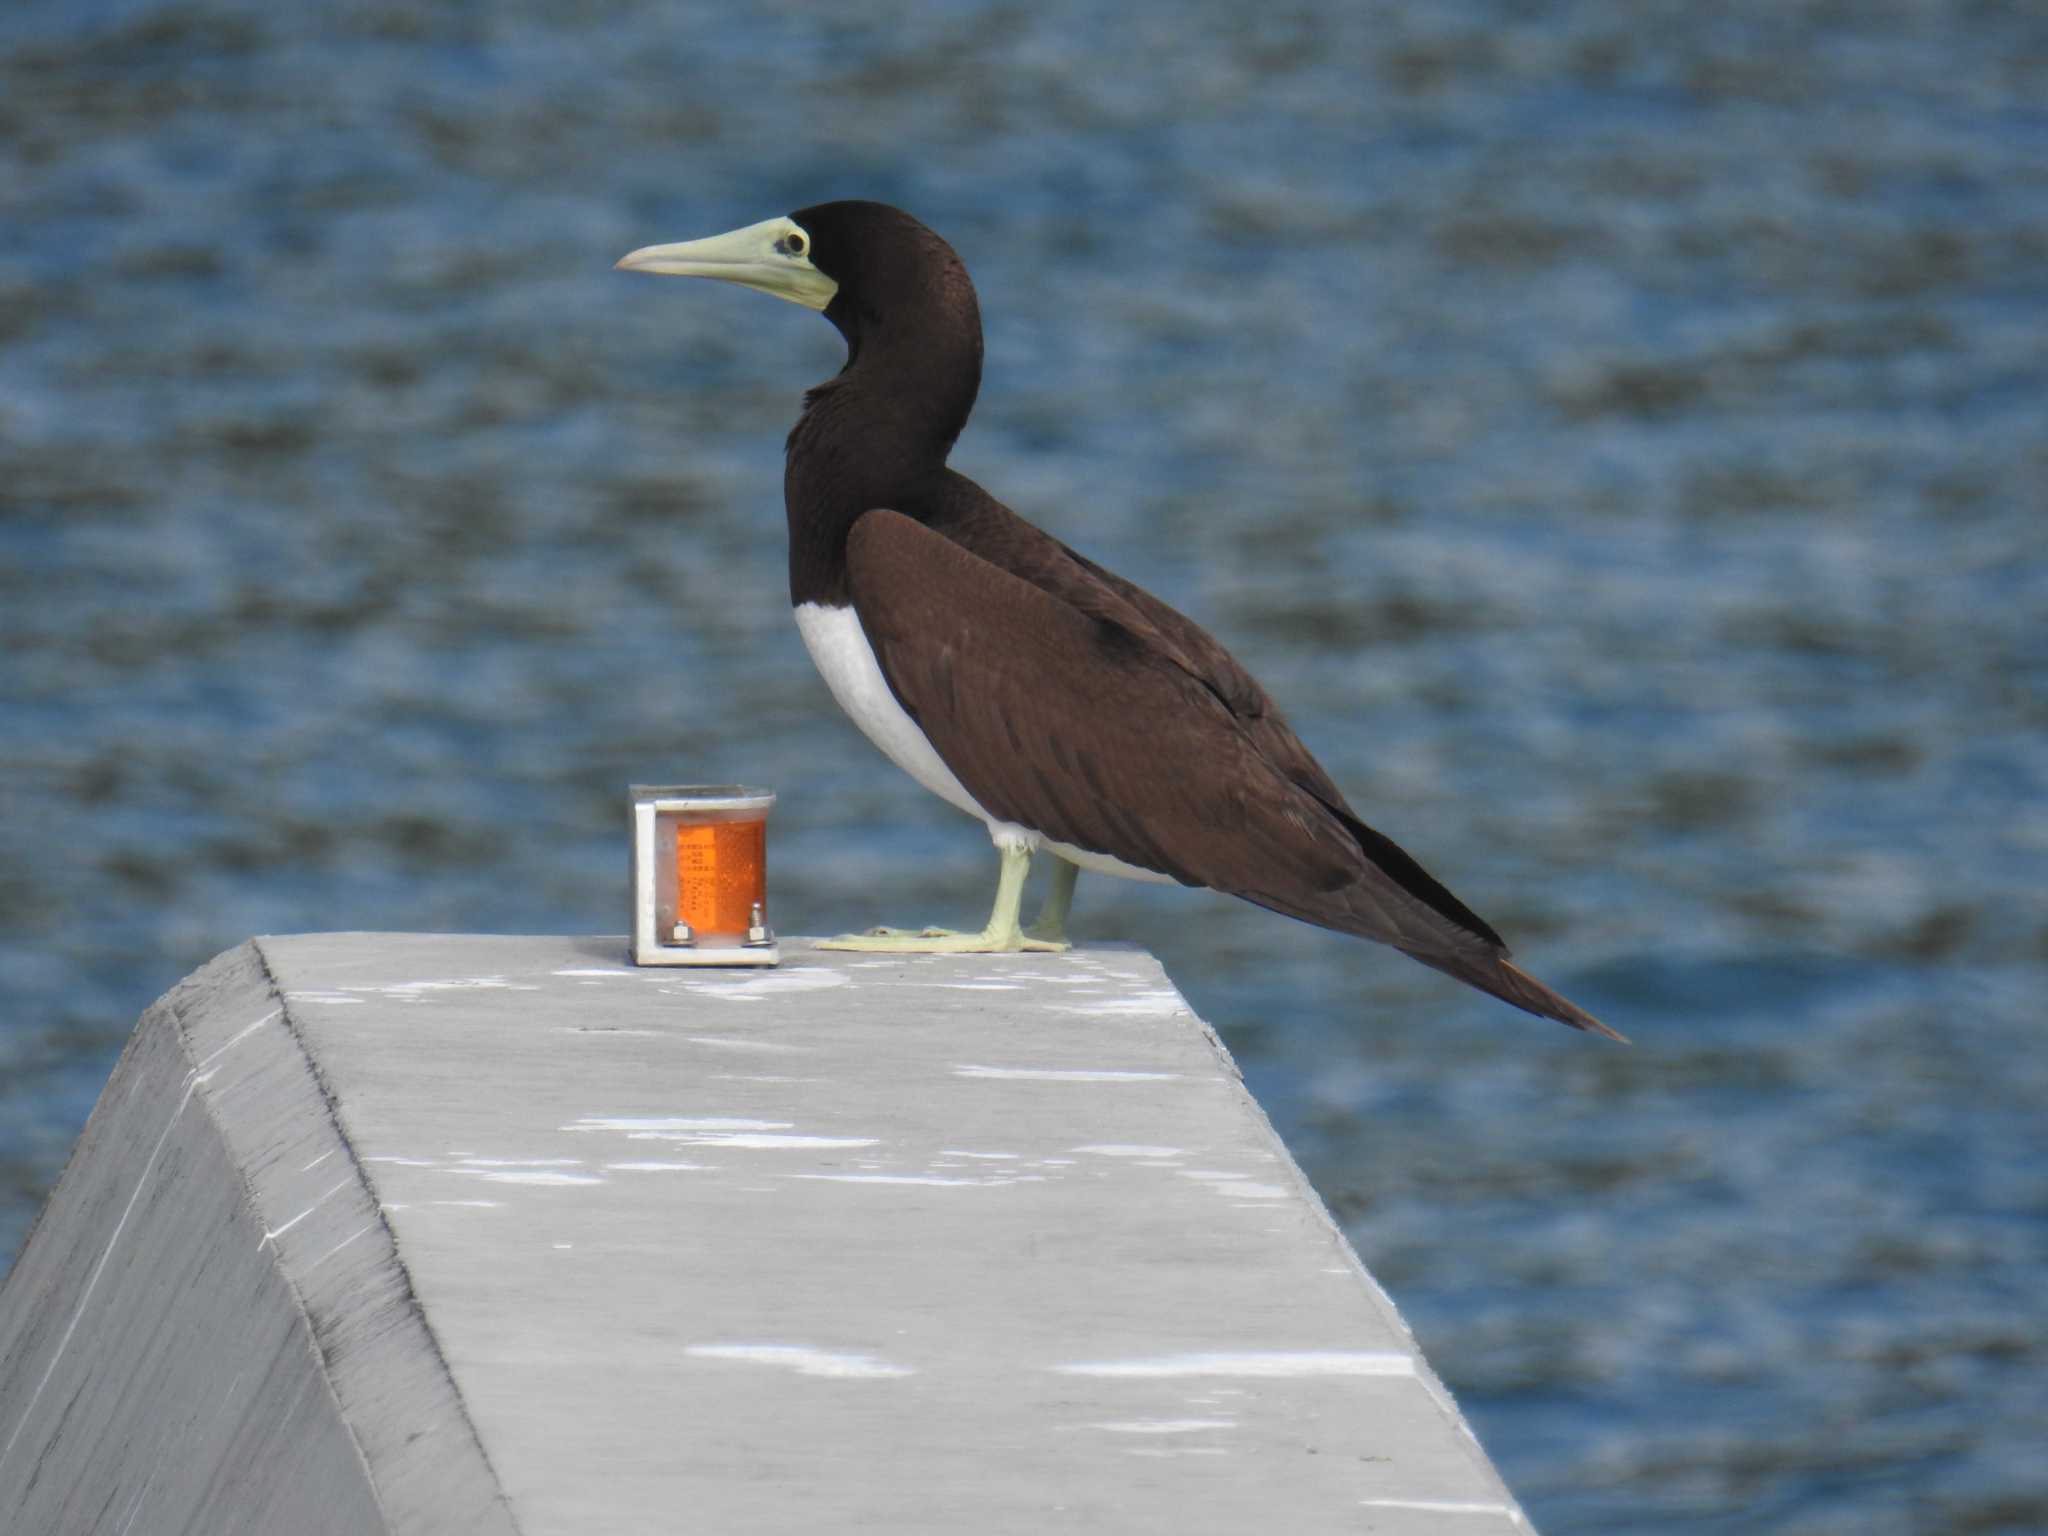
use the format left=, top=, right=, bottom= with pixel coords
left=675, top=817, right=767, bottom=937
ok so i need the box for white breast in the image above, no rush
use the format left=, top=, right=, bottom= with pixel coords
left=791, top=601, right=1177, bottom=886
left=793, top=601, right=992, bottom=823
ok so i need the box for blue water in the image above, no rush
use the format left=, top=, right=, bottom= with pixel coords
left=4, top=2, right=2046, bottom=1529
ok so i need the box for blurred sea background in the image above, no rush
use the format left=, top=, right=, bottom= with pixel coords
left=3, top=1, right=2045, bottom=1529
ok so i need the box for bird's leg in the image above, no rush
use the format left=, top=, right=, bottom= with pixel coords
left=817, top=840, right=1068, bottom=953
left=1024, top=856, right=1079, bottom=944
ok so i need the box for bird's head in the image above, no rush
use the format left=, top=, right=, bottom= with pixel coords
left=616, top=200, right=978, bottom=357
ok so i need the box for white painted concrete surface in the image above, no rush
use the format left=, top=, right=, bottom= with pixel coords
left=0, top=934, right=1530, bottom=1534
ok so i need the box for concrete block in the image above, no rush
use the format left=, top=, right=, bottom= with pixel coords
left=0, top=935, right=1529, bottom=1533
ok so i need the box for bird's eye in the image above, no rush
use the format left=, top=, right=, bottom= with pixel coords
left=781, top=231, right=808, bottom=257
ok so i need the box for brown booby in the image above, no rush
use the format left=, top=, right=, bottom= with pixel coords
left=618, top=201, right=1621, bottom=1039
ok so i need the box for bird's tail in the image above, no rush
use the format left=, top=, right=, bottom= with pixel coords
left=1403, top=949, right=1629, bottom=1042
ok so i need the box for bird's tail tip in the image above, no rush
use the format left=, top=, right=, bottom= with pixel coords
left=1496, top=958, right=1629, bottom=1043
left=1406, top=947, right=1630, bottom=1042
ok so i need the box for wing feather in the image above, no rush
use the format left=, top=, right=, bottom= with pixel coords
left=844, top=509, right=1497, bottom=962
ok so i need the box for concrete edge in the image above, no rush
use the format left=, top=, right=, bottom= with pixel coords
left=2, top=945, right=395, bottom=1531
left=1175, top=987, right=1526, bottom=1516
left=0, top=941, right=522, bottom=1534
left=203, top=938, right=521, bottom=1536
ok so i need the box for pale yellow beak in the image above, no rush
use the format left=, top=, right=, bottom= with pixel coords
left=616, top=216, right=837, bottom=312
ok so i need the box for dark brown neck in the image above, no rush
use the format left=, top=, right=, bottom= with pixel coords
left=783, top=295, right=982, bottom=608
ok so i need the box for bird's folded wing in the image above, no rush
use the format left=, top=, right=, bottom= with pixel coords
left=845, top=509, right=1501, bottom=960
left=931, top=495, right=1355, bottom=814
